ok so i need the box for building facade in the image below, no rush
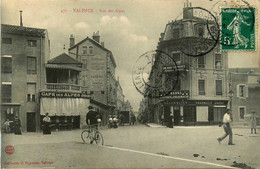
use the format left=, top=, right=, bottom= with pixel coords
left=68, top=32, right=117, bottom=117
left=116, top=77, right=125, bottom=113
left=1, top=24, right=50, bottom=132
left=229, top=68, right=260, bottom=126
left=147, top=2, right=229, bottom=126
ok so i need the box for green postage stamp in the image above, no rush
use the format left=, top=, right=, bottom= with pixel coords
left=221, top=7, right=256, bottom=50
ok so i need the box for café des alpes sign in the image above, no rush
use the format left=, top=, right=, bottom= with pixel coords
left=40, top=91, right=91, bottom=98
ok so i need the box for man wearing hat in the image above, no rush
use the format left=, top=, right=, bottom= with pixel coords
left=86, top=105, right=102, bottom=143
left=217, top=109, right=235, bottom=145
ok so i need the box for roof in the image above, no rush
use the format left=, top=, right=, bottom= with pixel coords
left=48, top=53, right=82, bottom=65
left=68, top=36, right=117, bottom=67
left=1, top=24, right=46, bottom=37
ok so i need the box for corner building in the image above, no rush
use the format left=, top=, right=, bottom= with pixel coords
left=149, top=3, right=229, bottom=126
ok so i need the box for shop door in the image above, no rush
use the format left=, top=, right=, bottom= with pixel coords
left=27, top=112, right=36, bottom=132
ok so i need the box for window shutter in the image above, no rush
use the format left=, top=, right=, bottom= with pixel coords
left=245, top=85, right=249, bottom=98
left=236, top=85, right=239, bottom=97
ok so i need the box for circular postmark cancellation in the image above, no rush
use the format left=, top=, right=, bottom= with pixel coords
left=208, top=0, right=255, bottom=50
left=5, top=145, right=15, bottom=155
left=132, top=50, right=179, bottom=98
left=173, top=7, right=220, bottom=57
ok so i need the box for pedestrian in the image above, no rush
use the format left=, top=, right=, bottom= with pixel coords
left=43, top=113, right=51, bottom=135
left=250, top=112, right=257, bottom=134
left=4, top=118, right=11, bottom=133
left=168, top=112, right=174, bottom=128
left=217, top=109, right=235, bottom=145
left=13, top=116, right=22, bottom=135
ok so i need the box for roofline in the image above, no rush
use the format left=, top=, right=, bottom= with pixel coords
left=1, top=24, right=46, bottom=31
left=68, top=36, right=117, bottom=67
left=47, top=53, right=82, bottom=64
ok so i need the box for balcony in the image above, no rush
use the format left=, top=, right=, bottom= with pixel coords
left=46, top=83, right=81, bottom=91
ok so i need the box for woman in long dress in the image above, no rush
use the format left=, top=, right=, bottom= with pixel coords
left=43, top=113, right=51, bottom=134
left=13, top=116, right=22, bottom=135
left=250, top=112, right=257, bottom=134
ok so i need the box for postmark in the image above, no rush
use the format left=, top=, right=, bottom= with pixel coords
left=172, top=7, right=220, bottom=57
left=132, top=50, right=179, bottom=98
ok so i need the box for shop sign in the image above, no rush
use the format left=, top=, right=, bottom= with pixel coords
left=163, top=100, right=227, bottom=106
left=40, top=91, right=91, bottom=98
left=163, top=65, right=187, bottom=72
left=161, top=90, right=189, bottom=99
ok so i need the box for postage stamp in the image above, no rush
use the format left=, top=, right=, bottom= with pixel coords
left=221, top=7, right=256, bottom=50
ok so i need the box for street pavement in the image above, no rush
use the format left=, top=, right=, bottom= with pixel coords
left=1, top=124, right=260, bottom=169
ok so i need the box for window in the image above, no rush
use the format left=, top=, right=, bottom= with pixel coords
left=27, top=83, right=36, bottom=102
left=198, top=79, right=205, bottom=95
left=83, top=46, right=87, bottom=54
left=101, top=91, right=105, bottom=94
left=198, top=56, right=205, bottom=68
left=237, top=84, right=248, bottom=98
left=172, top=52, right=181, bottom=62
left=1, top=83, right=12, bottom=103
left=173, top=28, right=180, bottom=39
left=216, top=80, right=222, bottom=95
left=27, top=40, right=37, bottom=47
left=90, top=91, right=94, bottom=94
left=2, top=38, right=12, bottom=44
left=82, top=59, right=87, bottom=70
left=27, top=56, right=37, bottom=74
left=215, top=54, right=222, bottom=69
left=198, top=27, right=204, bottom=37
left=1, top=55, right=12, bottom=73
left=239, top=107, right=245, bottom=119
left=89, top=46, right=94, bottom=54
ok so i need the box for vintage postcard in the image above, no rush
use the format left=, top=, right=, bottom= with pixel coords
left=1, top=0, right=260, bottom=168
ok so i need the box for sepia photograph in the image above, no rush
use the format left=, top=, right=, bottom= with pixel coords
left=1, top=0, right=260, bottom=168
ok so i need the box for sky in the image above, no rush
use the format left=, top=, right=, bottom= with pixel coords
left=2, top=0, right=259, bottom=111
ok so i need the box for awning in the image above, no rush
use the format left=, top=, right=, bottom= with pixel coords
left=45, top=64, right=82, bottom=71
left=40, top=97, right=89, bottom=116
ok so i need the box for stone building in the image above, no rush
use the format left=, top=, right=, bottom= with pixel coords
left=1, top=23, right=50, bottom=132
left=229, top=68, right=260, bottom=126
left=68, top=31, right=117, bottom=118
left=147, top=2, right=229, bottom=126
left=116, top=77, right=125, bottom=113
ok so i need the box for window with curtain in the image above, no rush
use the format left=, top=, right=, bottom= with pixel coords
left=1, top=56, right=12, bottom=73
left=198, top=79, right=205, bottom=95
left=216, top=80, right=223, bottom=95
left=1, top=84, right=12, bottom=103
left=198, top=56, right=205, bottom=68
left=215, top=54, right=222, bottom=69
left=27, top=83, right=36, bottom=102
left=27, top=56, right=37, bottom=74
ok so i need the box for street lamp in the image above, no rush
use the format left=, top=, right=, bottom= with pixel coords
left=229, top=90, right=234, bottom=119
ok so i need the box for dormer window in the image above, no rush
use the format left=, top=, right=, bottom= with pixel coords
left=173, top=28, right=180, bottom=39
left=198, top=27, right=204, bottom=37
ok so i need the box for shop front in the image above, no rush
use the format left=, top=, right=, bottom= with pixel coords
left=162, top=99, right=228, bottom=126
left=40, top=91, right=91, bottom=130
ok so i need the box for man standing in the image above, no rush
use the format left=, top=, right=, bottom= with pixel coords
left=217, top=109, right=235, bottom=145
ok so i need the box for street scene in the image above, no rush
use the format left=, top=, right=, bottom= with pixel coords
left=1, top=0, right=260, bottom=168
left=2, top=125, right=260, bottom=168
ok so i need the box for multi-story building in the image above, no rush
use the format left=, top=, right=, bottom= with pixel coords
left=229, top=68, right=260, bottom=126
left=1, top=23, right=50, bottom=132
left=147, top=2, right=229, bottom=126
left=68, top=31, right=117, bottom=115
left=116, top=77, right=125, bottom=113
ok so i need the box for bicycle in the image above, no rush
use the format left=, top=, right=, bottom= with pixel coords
left=81, top=124, right=104, bottom=145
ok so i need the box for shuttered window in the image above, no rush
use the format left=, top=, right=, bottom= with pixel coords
left=216, top=80, right=222, bottom=95
left=1, top=56, right=12, bottom=73
left=27, top=56, right=37, bottom=74
left=1, top=84, right=12, bottom=103
left=198, top=56, right=205, bottom=68
left=198, top=80, right=205, bottom=95
left=27, top=83, right=36, bottom=102
left=215, top=54, right=222, bottom=69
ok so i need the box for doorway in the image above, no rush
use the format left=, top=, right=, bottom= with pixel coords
left=27, top=112, right=36, bottom=132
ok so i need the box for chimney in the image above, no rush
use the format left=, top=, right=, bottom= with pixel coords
left=92, top=31, right=100, bottom=43
left=101, top=42, right=105, bottom=47
left=183, top=0, right=193, bottom=19
left=19, top=10, right=23, bottom=27
left=70, top=34, right=75, bottom=47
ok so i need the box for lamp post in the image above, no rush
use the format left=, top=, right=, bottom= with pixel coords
left=229, top=90, right=234, bottom=119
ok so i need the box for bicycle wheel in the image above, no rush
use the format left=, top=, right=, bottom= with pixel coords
left=94, top=131, right=104, bottom=145
left=81, top=130, right=90, bottom=143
